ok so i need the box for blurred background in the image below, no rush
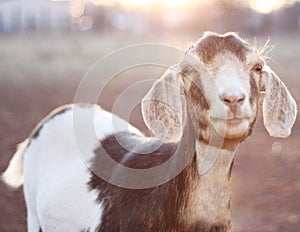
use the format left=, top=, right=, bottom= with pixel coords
left=0, top=0, right=300, bottom=231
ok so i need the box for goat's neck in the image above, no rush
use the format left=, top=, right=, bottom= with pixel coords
left=195, top=140, right=236, bottom=226
left=176, top=119, right=237, bottom=228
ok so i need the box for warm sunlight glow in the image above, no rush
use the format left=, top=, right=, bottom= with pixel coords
left=90, top=0, right=116, bottom=6
left=250, top=0, right=286, bottom=14
left=163, top=0, right=193, bottom=8
left=119, top=0, right=154, bottom=8
left=91, top=0, right=197, bottom=9
left=70, top=3, right=84, bottom=18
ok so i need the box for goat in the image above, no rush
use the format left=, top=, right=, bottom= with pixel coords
left=2, top=32, right=297, bottom=232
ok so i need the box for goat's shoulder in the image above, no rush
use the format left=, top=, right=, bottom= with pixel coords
left=94, top=131, right=177, bottom=170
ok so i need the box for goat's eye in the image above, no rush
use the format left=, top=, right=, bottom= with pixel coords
left=181, top=66, right=193, bottom=76
left=253, top=64, right=263, bottom=74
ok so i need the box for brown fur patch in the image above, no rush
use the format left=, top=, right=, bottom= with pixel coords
left=191, top=32, right=251, bottom=64
left=89, top=131, right=230, bottom=232
left=182, top=73, right=212, bottom=145
left=97, top=132, right=176, bottom=169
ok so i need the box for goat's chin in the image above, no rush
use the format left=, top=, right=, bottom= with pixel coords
left=211, top=118, right=250, bottom=139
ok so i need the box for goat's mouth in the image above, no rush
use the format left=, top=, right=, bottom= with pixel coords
left=211, top=117, right=250, bottom=139
left=225, top=117, right=247, bottom=125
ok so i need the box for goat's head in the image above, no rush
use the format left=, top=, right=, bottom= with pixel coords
left=142, top=32, right=297, bottom=145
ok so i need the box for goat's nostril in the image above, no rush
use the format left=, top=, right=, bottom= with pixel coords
left=223, top=98, right=232, bottom=104
left=221, top=93, right=246, bottom=106
left=238, top=95, right=246, bottom=103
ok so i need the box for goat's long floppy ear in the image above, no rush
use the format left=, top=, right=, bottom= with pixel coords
left=261, top=65, right=297, bottom=137
left=142, top=66, right=186, bottom=142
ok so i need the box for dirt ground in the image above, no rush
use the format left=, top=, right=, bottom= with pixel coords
left=0, top=33, right=299, bottom=232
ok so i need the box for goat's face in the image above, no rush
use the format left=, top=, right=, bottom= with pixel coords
left=142, top=32, right=297, bottom=144
left=182, top=33, right=264, bottom=141
left=206, top=55, right=256, bottom=139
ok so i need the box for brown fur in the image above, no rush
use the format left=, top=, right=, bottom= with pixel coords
left=183, top=75, right=211, bottom=144
left=89, top=130, right=230, bottom=232
left=190, top=32, right=251, bottom=64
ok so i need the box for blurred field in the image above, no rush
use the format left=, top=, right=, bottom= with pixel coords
left=0, top=32, right=299, bottom=232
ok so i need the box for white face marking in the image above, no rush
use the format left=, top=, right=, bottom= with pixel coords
left=204, top=54, right=256, bottom=139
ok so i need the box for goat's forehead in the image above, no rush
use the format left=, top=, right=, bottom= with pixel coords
left=190, top=34, right=253, bottom=64
left=213, top=52, right=243, bottom=66
left=197, top=53, right=246, bottom=78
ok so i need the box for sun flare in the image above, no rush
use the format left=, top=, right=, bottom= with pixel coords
left=83, top=0, right=291, bottom=13
left=91, top=0, right=195, bottom=9
left=250, top=0, right=286, bottom=14
left=162, top=0, right=194, bottom=8
left=120, top=0, right=154, bottom=7
left=90, top=0, right=116, bottom=6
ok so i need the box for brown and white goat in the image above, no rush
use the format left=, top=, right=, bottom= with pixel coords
left=2, top=32, right=297, bottom=232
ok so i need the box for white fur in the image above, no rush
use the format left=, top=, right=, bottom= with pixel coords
left=2, top=105, right=142, bottom=231
left=1, top=139, right=29, bottom=188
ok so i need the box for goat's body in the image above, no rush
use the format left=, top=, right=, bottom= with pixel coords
left=5, top=104, right=232, bottom=232
left=17, top=105, right=142, bottom=231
